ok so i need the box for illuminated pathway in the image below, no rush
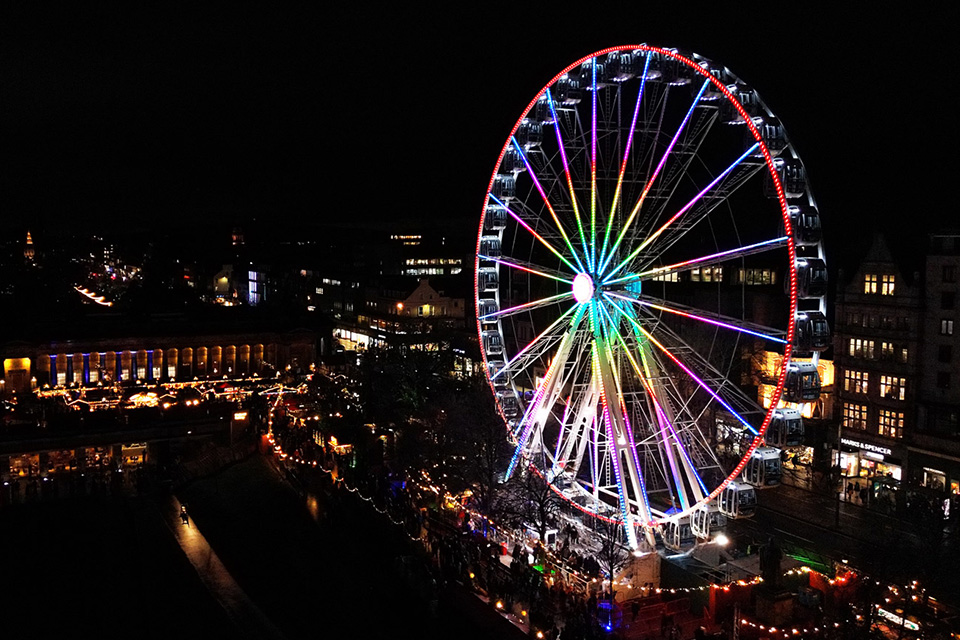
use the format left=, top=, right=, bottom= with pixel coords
left=164, top=494, right=288, bottom=640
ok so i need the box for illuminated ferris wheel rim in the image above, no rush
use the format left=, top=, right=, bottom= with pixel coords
left=474, top=44, right=806, bottom=537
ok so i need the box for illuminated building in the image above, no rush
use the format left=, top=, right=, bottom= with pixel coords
left=834, top=231, right=960, bottom=506
left=915, top=232, right=960, bottom=497
left=833, top=233, right=918, bottom=487
left=0, top=311, right=325, bottom=394
left=23, top=230, right=34, bottom=263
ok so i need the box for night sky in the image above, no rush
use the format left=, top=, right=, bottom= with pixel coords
left=3, top=5, right=957, bottom=261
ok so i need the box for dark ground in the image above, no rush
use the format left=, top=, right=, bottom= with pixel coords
left=0, top=493, right=234, bottom=638
left=0, top=454, right=525, bottom=639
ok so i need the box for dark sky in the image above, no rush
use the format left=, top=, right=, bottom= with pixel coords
left=3, top=4, right=957, bottom=256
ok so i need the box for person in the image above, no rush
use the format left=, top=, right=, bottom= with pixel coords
left=180, top=504, right=189, bottom=525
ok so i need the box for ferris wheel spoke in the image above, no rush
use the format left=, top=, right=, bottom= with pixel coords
left=603, top=141, right=761, bottom=282
left=596, top=79, right=711, bottom=277
left=488, top=193, right=581, bottom=274
left=599, top=302, right=706, bottom=511
left=597, top=53, right=652, bottom=272
left=481, top=255, right=574, bottom=286
left=490, top=304, right=579, bottom=382
left=511, top=137, right=587, bottom=273
left=630, top=149, right=769, bottom=274
left=505, top=306, right=586, bottom=480
left=603, top=290, right=787, bottom=345
left=605, top=236, right=789, bottom=286
left=589, top=57, right=599, bottom=271
left=546, top=88, right=591, bottom=266
left=479, top=291, right=575, bottom=322
left=605, top=299, right=758, bottom=436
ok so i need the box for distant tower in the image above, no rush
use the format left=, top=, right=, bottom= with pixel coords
left=231, top=227, right=245, bottom=247
left=24, top=230, right=35, bottom=262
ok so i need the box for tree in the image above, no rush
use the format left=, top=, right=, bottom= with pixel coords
left=495, top=463, right=563, bottom=548
left=592, top=518, right=632, bottom=599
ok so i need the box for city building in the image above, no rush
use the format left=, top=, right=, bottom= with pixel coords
left=833, top=231, right=960, bottom=509
left=914, top=232, right=960, bottom=496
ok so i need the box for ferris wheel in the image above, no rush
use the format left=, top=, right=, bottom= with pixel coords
left=475, top=45, right=828, bottom=550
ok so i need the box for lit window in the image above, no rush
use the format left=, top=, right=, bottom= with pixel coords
left=881, top=275, right=895, bottom=296
left=880, top=341, right=894, bottom=360
left=879, top=375, right=906, bottom=401
left=843, top=370, right=869, bottom=394
left=942, top=319, right=955, bottom=336
left=864, top=274, right=877, bottom=294
left=842, top=403, right=868, bottom=430
left=652, top=272, right=679, bottom=282
left=691, top=267, right=723, bottom=282
left=848, top=338, right=875, bottom=359
left=878, top=410, right=904, bottom=439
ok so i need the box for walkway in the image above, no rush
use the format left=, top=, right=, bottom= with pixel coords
left=161, top=494, right=288, bottom=640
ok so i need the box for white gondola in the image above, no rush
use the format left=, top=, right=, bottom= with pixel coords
left=662, top=518, right=696, bottom=553
left=515, top=122, right=542, bottom=149
left=497, top=392, right=520, bottom=419
left=794, top=311, right=831, bottom=352
left=554, top=77, right=581, bottom=105
left=482, top=330, right=503, bottom=356
left=477, top=299, right=499, bottom=323
left=788, top=205, right=822, bottom=246
left=479, top=237, right=502, bottom=258
left=499, top=147, right=527, bottom=174
left=718, top=480, right=757, bottom=518
left=795, top=257, right=828, bottom=299
left=783, top=362, right=821, bottom=403
left=491, top=174, right=515, bottom=200
left=690, top=506, right=711, bottom=539
left=743, top=446, right=782, bottom=488
left=483, top=205, right=507, bottom=231
left=478, top=268, right=499, bottom=292
left=766, top=408, right=804, bottom=448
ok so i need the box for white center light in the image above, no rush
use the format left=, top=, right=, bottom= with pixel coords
left=573, top=273, right=594, bottom=304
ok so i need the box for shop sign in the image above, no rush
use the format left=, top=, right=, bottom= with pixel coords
left=875, top=607, right=920, bottom=631
left=841, top=438, right=892, bottom=456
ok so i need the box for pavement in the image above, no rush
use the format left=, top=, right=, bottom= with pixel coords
left=162, top=493, right=288, bottom=640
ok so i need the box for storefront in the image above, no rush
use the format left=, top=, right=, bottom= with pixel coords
left=835, top=436, right=903, bottom=481
left=907, top=448, right=960, bottom=497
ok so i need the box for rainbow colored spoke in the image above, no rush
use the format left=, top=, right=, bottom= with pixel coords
left=479, top=255, right=574, bottom=286
left=597, top=53, right=651, bottom=271
left=505, top=306, right=585, bottom=479
left=597, top=78, right=712, bottom=277
left=603, top=290, right=787, bottom=345
left=605, top=236, right=789, bottom=286
left=599, top=303, right=689, bottom=511
left=479, top=291, right=574, bottom=321
left=488, top=193, right=580, bottom=274
left=590, top=57, right=598, bottom=271
left=510, top=138, right=586, bottom=273
left=604, top=141, right=761, bottom=282
left=490, top=305, right=579, bottom=382
left=605, top=299, right=758, bottom=435
left=546, top=88, right=591, bottom=267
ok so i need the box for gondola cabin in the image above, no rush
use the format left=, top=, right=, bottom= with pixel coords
left=477, top=299, right=499, bottom=323
left=788, top=205, right=822, bottom=246
left=783, top=362, right=821, bottom=403
left=794, top=258, right=828, bottom=299
left=662, top=518, right=696, bottom=553
left=794, top=311, right=831, bottom=353
left=743, top=445, right=782, bottom=488
left=718, top=480, right=757, bottom=518
left=766, top=408, right=804, bottom=448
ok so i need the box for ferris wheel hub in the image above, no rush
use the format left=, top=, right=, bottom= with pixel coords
left=572, top=273, right=595, bottom=303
